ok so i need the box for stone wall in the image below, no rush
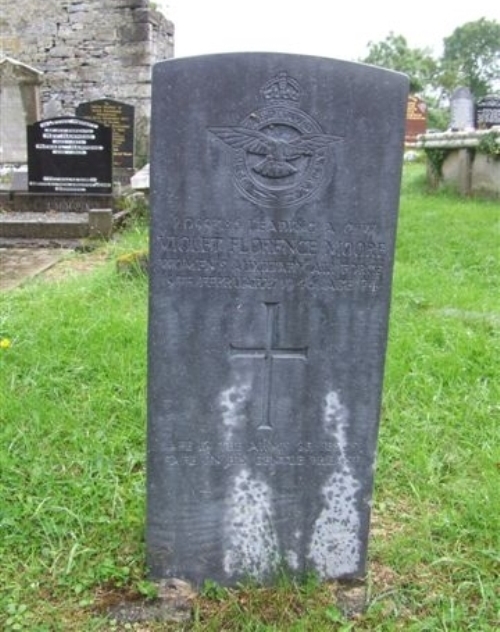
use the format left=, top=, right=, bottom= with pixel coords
left=0, top=0, right=174, bottom=164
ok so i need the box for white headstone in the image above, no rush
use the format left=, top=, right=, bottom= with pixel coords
left=0, top=56, right=43, bottom=164
left=450, top=87, right=475, bottom=131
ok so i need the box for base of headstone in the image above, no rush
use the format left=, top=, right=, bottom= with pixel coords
left=335, top=579, right=368, bottom=617
left=0, top=209, right=120, bottom=241
left=0, top=192, right=114, bottom=214
left=104, top=577, right=367, bottom=624
left=106, top=578, right=196, bottom=625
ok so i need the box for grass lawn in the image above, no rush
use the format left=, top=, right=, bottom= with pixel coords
left=0, top=164, right=499, bottom=630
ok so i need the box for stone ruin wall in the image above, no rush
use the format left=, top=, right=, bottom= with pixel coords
left=0, top=0, right=174, bottom=164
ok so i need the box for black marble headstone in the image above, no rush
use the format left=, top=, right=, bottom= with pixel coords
left=27, top=116, right=112, bottom=194
left=475, top=94, right=500, bottom=129
left=76, top=99, right=135, bottom=169
left=147, top=54, right=408, bottom=586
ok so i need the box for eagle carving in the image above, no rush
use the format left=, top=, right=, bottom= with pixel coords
left=209, top=126, right=342, bottom=179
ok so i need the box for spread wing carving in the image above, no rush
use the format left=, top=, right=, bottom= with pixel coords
left=285, top=134, right=343, bottom=158
left=209, top=126, right=275, bottom=155
left=209, top=126, right=343, bottom=178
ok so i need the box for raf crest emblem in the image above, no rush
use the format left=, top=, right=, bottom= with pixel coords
left=209, top=72, right=343, bottom=208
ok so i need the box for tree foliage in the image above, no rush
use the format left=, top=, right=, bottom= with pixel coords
left=442, top=18, right=500, bottom=97
left=361, top=19, right=500, bottom=130
left=362, top=32, right=437, bottom=94
left=362, top=19, right=500, bottom=99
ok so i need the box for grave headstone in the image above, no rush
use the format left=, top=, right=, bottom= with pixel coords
left=405, top=95, right=427, bottom=142
left=450, top=87, right=475, bottom=131
left=27, top=116, right=112, bottom=194
left=44, top=97, right=64, bottom=119
left=147, top=54, right=408, bottom=587
left=475, top=94, right=500, bottom=129
left=0, top=56, right=42, bottom=164
left=76, top=98, right=135, bottom=170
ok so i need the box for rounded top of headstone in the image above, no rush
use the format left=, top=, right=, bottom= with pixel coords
left=451, top=87, right=473, bottom=100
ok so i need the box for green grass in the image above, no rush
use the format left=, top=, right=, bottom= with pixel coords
left=372, top=165, right=500, bottom=631
left=1, top=166, right=499, bottom=630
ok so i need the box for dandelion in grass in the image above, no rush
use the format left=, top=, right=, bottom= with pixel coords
left=0, top=338, right=12, bottom=349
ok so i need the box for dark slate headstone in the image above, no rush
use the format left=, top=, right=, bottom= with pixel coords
left=27, top=116, right=112, bottom=194
left=450, top=87, right=475, bottom=131
left=147, top=53, right=408, bottom=587
left=76, top=98, right=135, bottom=169
left=475, top=94, right=500, bottom=129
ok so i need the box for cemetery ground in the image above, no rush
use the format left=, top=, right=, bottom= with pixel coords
left=0, top=163, right=499, bottom=631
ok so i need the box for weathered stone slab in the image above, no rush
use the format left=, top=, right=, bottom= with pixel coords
left=147, top=53, right=408, bottom=587
left=0, top=247, right=69, bottom=291
left=0, top=56, right=42, bottom=164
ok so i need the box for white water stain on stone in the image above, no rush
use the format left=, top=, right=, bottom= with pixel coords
left=223, top=468, right=279, bottom=578
left=308, top=391, right=361, bottom=578
left=285, top=549, right=299, bottom=571
left=219, top=380, right=278, bottom=578
left=219, top=380, right=250, bottom=438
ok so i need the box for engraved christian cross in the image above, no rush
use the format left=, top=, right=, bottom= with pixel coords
left=229, top=302, right=308, bottom=430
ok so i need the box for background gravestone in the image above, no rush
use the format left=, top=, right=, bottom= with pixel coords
left=475, top=94, right=500, bottom=129
left=0, top=56, right=42, bottom=165
left=27, top=116, right=112, bottom=194
left=0, top=0, right=174, bottom=167
left=450, top=87, right=475, bottom=131
left=405, top=95, right=427, bottom=142
left=76, top=98, right=135, bottom=170
left=147, top=53, right=408, bottom=587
